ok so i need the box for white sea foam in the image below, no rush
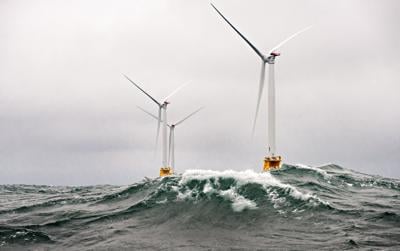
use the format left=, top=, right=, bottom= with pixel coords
left=267, top=189, right=287, bottom=209
left=156, top=198, right=167, bottom=204
left=180, top=169, right=281, bottom=187
left=175, top=176, right=257, bottom=212
left=202, top=182, right=213, bottom=194
left=177, top=169, right=329, bottom=211
left=176, top=189, right=193, bottom=201
left=219, top=188, right=258, bottom=212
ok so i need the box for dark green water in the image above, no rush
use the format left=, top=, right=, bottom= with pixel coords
left=0, top=164, right=399, bottom=250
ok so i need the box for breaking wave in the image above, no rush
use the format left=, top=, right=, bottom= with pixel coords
left=1, top=164, right=399, bottom=250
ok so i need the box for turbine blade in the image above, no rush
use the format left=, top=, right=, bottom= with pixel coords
left=252, top=61, right=266, bottom=136
left=174, top=107, right=204, bottom=126
left=210, top=3, right=265, bottom=59
left=123, top=74, right=161, bottom=106
left=268, top=25, right=313, bottom=54
left=137, top=106, right=173, bottom=128
left=137, top=106, right=159, bottom=121
left=163, top=81, right=190, bottom=102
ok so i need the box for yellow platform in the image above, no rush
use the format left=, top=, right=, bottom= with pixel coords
left=263, top=156, right=282, bottom=171
left=159, top=167, right=173, bottom=177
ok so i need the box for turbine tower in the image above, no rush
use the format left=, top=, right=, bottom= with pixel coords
left=124, top=74, right=187, bottom=176
left=211, top=3, right=311, bottom=171
left=137, top=106, right=203, bottom=171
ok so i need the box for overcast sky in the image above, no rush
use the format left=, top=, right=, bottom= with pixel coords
left=1, top=0, right=399, bottom=185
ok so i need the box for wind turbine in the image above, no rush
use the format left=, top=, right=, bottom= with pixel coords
left=124, top=74, right=187, bottom=176
left=137, top=106, right=204, bottom=171
left=210, top=3, right=311, bottom=171
left=168, top=107, right=203, bottom=170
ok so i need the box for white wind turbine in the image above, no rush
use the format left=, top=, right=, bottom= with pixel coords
left=137, top=106, right=204, bottom=171
left=124, top=74, right=187, bottom=176
left=211, top=3, right=311, bottom=170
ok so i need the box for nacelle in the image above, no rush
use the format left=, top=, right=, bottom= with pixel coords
left=270, top=51, right=281, bottom=57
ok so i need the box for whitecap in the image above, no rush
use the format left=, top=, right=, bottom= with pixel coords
left=179, top=169, right=329, bottom=209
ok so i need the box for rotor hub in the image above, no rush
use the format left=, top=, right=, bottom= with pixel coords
left=265, top=54, right=277, bottom=64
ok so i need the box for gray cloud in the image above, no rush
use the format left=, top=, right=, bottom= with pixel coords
left=0, top=0, right=399, bottom=185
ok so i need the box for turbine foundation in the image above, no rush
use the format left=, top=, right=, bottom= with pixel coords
left=159, top=167, right=173, bottom=177
left=263, top=156, right=282, bottom=171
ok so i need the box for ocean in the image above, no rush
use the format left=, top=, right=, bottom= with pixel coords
left=0, top=164, right=399, bottom=250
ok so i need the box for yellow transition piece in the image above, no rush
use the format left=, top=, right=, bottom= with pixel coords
left=263, top=156, right=282, bottom=171
left=160, top=167, right=173, bottom=177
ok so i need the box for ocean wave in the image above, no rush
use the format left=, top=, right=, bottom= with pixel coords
left=172, top=169, right=330, bottom=212
left=0, top=197, right=93, bottom=215
left=0, top=226, right=53, bottom=246
left=0, top=164, right=399, bottom=250
left=290, top=164, right=330, bottom=178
